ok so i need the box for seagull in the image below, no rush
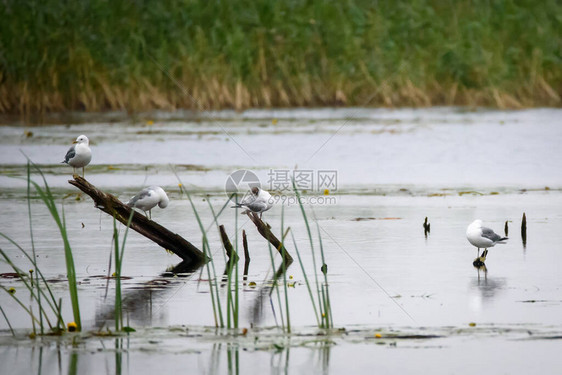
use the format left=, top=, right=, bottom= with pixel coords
left=232, top=186, right=273, bottom=218
left=466, top=219, right=508, bottom=259
left=62, top=135, right=92, bottom=177
left=126, top=186, right=169, bottom=219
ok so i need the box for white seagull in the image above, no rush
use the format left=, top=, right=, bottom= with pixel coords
left=232, top=186, right=273, bottom=218
left=466, top=219, right=508, bottom=259
left=126, top=186, right=169, bottom=219
left=62, top=135, right=92, bottom=177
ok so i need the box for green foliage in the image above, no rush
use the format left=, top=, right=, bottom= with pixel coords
left=1, top=0, right=560, bottom=113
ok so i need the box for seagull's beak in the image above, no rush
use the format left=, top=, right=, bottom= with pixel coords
left=72, top=140, right=78, bottom=144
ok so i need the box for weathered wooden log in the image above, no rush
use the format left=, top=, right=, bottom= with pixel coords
left=242, top=229, right=250, bottom=280
left=219, top=224, right=239, bottom=277
left=69, top=176, right=206, bottom=266
left=245, top=212, right=293, bottom=265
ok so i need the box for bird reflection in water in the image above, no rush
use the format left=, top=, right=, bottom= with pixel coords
left=471, top=264, right=507, bottom=300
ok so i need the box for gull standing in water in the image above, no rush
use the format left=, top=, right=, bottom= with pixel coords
left=232, top=186, right=273, bottom=218
left=62, top=135, right=92, bottom=177
left=466, top=219, right=508, bottom=260
left=126, top=186, right=169, bottom=219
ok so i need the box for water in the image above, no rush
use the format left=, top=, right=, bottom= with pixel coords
left=1, top=107, right=561, bottom=374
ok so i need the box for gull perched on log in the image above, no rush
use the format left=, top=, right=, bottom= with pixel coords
left=126, top=186, right=169, bottom=219
left=232, top=186, right=273, bottom=218
left=466, top=219, right=508, bottom=261
left=62, top=135, right=92, bottom=177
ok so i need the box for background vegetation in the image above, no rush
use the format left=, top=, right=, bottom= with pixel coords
left=0, top=0, right=561, bottom=115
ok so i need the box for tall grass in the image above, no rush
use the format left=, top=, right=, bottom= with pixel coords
left=1, top=0, right=560, bottom=116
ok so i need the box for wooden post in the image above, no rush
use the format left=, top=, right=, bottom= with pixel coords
left=521, top=212, right=527, bottom=246
left=242, top=230, right=250, bottom=281
left=219, top=225, right=239, bottom=277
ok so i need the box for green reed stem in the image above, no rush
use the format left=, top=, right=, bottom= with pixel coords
left=26, top=162, right=81, bottom=330
left=266, top=239, right=285, bottom=331
left=0, top=305, right=15, bottom=336
left=315, top=220, right=332, bottom=329
left=290, top=231, right=320, bottom=327
left=112, top=217, right=122, bottom=331
left=0, top=236, right=63, bottom=329
left=175, top=176, right=224, bottom=327
left=26, top=162, right=44, bottom=334
left=292, top=180, right=324, bottom=324
left=0, top=248, right=54, bottom=329
left=0, top=285, right=41, bottom=326
left=280, top=205, right=291, bottom=333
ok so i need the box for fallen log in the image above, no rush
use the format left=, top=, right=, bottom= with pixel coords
left=69, top=176, right=207, bottom=267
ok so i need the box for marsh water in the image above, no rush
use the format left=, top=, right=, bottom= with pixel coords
left=1, top=108, right=561, bottom=374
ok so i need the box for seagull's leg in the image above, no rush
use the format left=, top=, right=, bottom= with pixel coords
left=477, top=248, right=480, bottom=257
left=82, top=167, right=85, bottom=178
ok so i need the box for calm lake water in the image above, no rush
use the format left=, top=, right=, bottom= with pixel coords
left=1, top=108, right=561, bottom=374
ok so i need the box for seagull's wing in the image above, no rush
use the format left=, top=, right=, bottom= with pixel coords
left=481, top=227, right=505, bottom=242
left=127, top=187, right=152, bottom=207
left=239, top=192, right=258, bottom=206
left=244, top=200, right=268, bottom=213
left=63, top=145, right=76, bottom=164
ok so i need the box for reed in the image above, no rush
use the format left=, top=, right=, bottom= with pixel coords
left=265, top=236, right=287, bottom=331
left=292, top=182, right=333, bottom=329
left=176, top=180, right=224, bottom=328
left=279, top=206, right=291, bottom=332
left=225, top=200, right=239, bottom=329
left=1, top=0, right=560, bottom=116
left=0, top=305, right=15, bottom=336
left=112, top=211, right=134, bottom=332
left=0, top=162, right=87, bottom=334
left=26, top=162, right=82, bottom=330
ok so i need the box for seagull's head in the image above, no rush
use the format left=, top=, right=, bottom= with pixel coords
left=472, top=219, right=483, bottom=227
left=74, top=135, right=89, bottom=145
left=157, top=187, right=169, bottom=209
